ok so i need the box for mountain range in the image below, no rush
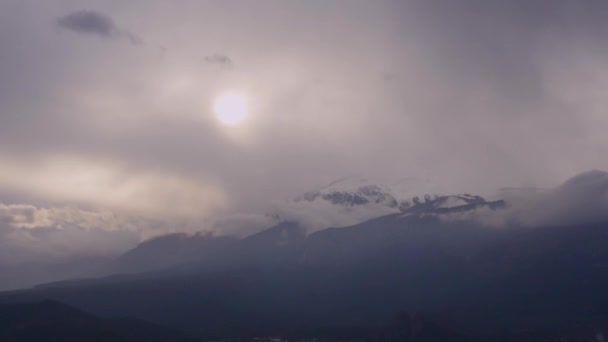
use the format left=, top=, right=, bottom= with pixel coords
left=1, top=174, right=608, bottom=340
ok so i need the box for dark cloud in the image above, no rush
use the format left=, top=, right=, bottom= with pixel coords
left=57, top=10, right=116, bottom=37
left=203, top=53, right=233, bottom=67
left=57, top=10, right=141, bottom=45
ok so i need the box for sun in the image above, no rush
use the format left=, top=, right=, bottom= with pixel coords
left=213, top=92, right=248, bottom=125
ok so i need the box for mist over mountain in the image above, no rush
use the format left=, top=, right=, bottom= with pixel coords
left=112, top=233, right=239, bottom=275
left=0, top=170, right=606, bottom=340
left=2, top=170, right=607, bottom=291
left=4, top=1, right=608, bottom=338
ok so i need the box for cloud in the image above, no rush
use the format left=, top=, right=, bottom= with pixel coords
left=57, top=10, right=141, bottom=45
left=271, top=199, right=399, bottom=233
left=524, top=170, right=608, bottom=226
left=438, top=170, right=608, bottom=228
left=208, top=213, right=277, bottom=237
left=193, top=169, right=608, bottom=236
left=0, top=204, right=141, bottom=266
left=0, top=155, right=228, bottom=218
left=2, top=0, right=608, bottom=235
left=203, top=54, right=233, bottom=67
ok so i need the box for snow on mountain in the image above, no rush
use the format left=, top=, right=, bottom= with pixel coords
left=263, top=178, right=397, bottom=232
left=110, top=178, right=510, bottom=275
left=399, top=194, right=506, bottom=216
left=297, top=177, right=399, bottom=208
left=297, top=177, right=500, bottom=212
left=272, top=177, right=506, bottom=232
left=436, top=195, right=472, bottom=209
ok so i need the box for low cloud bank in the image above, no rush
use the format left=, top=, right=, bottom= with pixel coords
left=270, top=200, right=400, bottom=233
left=250, top=170, right=608, bottom=233
left=0, top=204, right=141, bottom=266
left=440, top=170, right=608, bottom=228
left=1, top=170, right=607, bottom=278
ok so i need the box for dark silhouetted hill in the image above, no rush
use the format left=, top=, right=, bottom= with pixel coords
left=2, top=215, right=608, bottom=340
left=0, top=299, right=195, bottom=341
left=113, top=233, right=238, bottom=274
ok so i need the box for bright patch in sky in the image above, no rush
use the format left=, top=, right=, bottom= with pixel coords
left=213, top=93, right=248, bottom=125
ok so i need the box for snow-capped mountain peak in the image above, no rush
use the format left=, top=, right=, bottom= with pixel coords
left=271, top=177, right=507, bottom=232
left=399, top=194, right=506, bottom=215
left=297, top=177, right=399, bottom=208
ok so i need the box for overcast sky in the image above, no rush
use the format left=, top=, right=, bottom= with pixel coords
left=1, top=0, right=608, bottom=246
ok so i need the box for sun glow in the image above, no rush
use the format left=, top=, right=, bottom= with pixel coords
left=213, top=92, right=248, bottom=125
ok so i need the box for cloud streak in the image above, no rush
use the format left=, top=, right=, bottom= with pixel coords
left=0, top=155, right=228, bottom=218
left=57, top=10, right=141, bottom=45
left=204, top=54, right=233, bottom=67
